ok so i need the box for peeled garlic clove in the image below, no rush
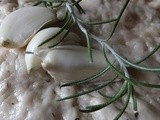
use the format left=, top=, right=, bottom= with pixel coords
left=0, top=7, right=57, bottom=48
left=25, top=27, right=81, bottom=73
left=40, top=45, right=109, bottom=82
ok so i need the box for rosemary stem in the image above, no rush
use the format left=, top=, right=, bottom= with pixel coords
left=66, top=1, right=93, bottom=63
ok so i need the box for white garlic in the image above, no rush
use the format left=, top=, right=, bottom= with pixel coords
left=25, top=27, right=81, bottom=72
left=0, top=7, right=57, bottom=48
left=40, top=45, right=108, bottom=82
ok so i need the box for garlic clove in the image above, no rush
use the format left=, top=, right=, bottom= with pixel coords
left=25, top=27, right=81, bottom=73
left=40, top=45, right=111, bottom=82
left=0, top=6, right=57, bottom=48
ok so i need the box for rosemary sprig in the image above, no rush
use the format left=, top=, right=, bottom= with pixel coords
left=36, top=0, right=160, bottom=119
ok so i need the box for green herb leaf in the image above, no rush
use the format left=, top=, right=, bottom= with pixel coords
left=80, top=81, right=128, bottom=113
left=61, top=66, right=111, bottom=87
left=57, top=78, right=116, bottom=101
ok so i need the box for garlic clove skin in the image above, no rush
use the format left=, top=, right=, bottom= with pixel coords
left=40, top=45, right=110, bottom=82
left=0, top=6, right=57, bottom=48
left=25, top=27, right=81, bottom=73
